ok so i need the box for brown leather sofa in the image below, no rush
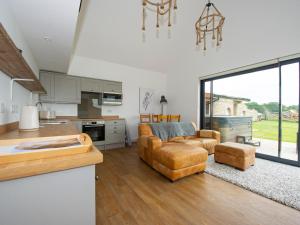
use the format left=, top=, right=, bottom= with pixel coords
left=137, top=123, right=221, bottom=181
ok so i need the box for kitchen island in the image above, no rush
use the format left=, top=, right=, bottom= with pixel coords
left=0, top=122, right=103, bottom=225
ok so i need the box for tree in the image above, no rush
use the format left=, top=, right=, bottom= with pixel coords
left=245, top=102, right=265, bottom=113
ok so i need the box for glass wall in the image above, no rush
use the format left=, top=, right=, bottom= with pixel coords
left=281, top=63, right=299, bottom=161
left=200, top=59, right=300, bottom=166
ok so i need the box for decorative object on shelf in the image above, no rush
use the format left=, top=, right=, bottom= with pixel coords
left=142, top=0, right=178, bottom=31
left=160, top=95, right=168, bottom=115
left=139, top=88, right=155, bottom=114
left=195, top=0, right=225, bottom=50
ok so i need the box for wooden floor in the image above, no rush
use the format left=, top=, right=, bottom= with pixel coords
left=96, top=146, right=300, bottom=225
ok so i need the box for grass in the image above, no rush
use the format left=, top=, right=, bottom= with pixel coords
left=252, top=120, right=298, bottom=143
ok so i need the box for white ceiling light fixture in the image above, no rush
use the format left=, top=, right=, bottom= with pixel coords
left=195, top=0, right=225, bottom=50
left=142, top=0, right=178, bottom=31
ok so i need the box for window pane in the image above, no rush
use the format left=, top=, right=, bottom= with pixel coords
left=281, top=62, right=299, bottom=161
left=203, top=81, right=212, bottom=129
left=211, top=68, right=279, bottom=158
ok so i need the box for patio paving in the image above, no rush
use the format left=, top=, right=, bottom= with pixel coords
left=255, top=138, right=298, bottom=161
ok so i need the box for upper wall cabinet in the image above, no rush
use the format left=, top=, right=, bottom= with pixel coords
left=39, top=71, right=81, bottom=104
left=39, top=71, right=55, bottom=102
left=39, top=71, right=123, bottom=104
left=80, top=78, right=101, bottom=93
left=101, top=81, right=122, bottom=93
left=54, top=74, right=81, bottom=104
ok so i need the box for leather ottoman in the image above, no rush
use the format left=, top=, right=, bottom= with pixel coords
left=214, top=142, right=256, bottom=170
left=152, top=143, right=208, bottom=181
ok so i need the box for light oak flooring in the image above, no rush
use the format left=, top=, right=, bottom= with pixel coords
left=96, top=146, right=300, bottom=225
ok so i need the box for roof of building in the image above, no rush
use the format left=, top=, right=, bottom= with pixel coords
left=205, top=93, right=251, bottom=102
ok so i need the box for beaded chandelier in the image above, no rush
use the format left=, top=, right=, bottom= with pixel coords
left=142, top=0, right=177, bottom=31
left=195, top=0, right=225, bottom=50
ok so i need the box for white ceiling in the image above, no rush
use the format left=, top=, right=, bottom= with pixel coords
left=73, top=0, right=206, bottom=74
left=7, top=0, right=81, bottom=73
left=73, top=0, right=300, bottom=75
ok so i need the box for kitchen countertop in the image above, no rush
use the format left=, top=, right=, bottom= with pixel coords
left=0, top=121, right=103, bottom=181
left=55, top=116, right=125, bottom=121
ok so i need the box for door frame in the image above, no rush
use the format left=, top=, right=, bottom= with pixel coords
left=200, top=57, right=300, bottom=167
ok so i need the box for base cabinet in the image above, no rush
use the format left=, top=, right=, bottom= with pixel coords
left=0, top=166, right=96, bottom=225
left=104, top=120, right=125, bottom=149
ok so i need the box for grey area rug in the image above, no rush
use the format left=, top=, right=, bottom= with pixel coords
left=205, top=155, right=300, bottom=211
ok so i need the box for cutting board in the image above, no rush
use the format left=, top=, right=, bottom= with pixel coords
left=0, top=133, right=92, bottom=165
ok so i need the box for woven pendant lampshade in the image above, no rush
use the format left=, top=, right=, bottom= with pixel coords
left=195, top=0, right=225, bottom=50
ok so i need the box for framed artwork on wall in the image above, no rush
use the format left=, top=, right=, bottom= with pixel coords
left=139, top=88, right=155, bottom=114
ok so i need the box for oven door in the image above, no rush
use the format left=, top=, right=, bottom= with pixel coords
left=82, top=124, right=105, bottom=142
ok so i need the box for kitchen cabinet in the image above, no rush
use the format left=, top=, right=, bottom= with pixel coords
left=102, top=81, right=122, bottom=93
left=105, top=120, right=125, bottom=149
left=54, top=74, right=81, bottom=104
left=81, top=78, right=101, bottom=93
left=39, top=71, right=123, bottom=104
left=0, top=166, right=96, bottom=225
left=39, top=71, right=81, bottom=104
left=39, top=71, right=55, bottom=102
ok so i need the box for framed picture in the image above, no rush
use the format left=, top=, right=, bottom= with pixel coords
left=139, top=88, right=155, bottom=114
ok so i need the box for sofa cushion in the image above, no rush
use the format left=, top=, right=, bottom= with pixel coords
left=168, top=136, right=184, bottom=142
left=199, top=130, right=213, bottom=138
left=173, top=138, right=218, bottom=154
left=153, top=143, right=208, bottom=170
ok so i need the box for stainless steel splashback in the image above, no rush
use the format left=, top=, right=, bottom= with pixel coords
left=78, top=92, right=102, bottom=118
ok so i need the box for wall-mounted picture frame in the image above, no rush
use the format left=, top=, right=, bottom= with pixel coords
left=139, top=88, right=155, bottom=114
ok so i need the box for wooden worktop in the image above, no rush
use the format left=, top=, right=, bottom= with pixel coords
left=0, top=121, right=78, bottom=140
left=0, top=122, right=103, bottom=181
left=55, top=116, right=125, bottom=121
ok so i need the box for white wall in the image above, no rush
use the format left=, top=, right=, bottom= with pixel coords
left=0, top=1, right=39, bottom=125
left=166, top=0, right=300, bottom=126
left=67, top=55, right=167, bottom=140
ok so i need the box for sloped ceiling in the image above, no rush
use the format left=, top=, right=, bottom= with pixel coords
left=72, top=0, right=300, bottom=75
left=73, top=0, right=205, bottom=74
left=7, top=0, right=81, bottom=73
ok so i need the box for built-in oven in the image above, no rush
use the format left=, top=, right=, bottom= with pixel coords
left=102, top=92, right=122, bottom=105
left=82, top=121, right=105, bottom=145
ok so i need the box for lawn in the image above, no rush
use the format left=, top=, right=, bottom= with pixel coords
left=252, top=120, right=298, bottom=143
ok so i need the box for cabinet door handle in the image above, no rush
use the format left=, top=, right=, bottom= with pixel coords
left=95, top=175, right=99, bottom=181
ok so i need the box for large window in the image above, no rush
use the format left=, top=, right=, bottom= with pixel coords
left=200, top=59, right=300, bottom=166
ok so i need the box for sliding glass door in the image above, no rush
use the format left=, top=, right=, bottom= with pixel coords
left=200, top=59, right=300, bottom=166
left=280, top=62, right=299, bottom=161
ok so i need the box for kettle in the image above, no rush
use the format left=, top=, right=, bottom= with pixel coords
left=19, top=106, right=39, bottom=131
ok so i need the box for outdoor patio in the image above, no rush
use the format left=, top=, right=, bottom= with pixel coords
left=256, top=139, right=298, bottom=161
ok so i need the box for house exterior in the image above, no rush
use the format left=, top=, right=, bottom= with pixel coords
left=205, top=93, right=260, bottom=121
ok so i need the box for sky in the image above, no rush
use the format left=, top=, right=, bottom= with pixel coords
left=206, top=62, right=299, bottom=106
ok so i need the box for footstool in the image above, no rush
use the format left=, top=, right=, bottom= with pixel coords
left=214, top=142, right=256, bottom=170
left=152, top=143, right=208, bottom=181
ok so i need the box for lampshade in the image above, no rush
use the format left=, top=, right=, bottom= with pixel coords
left=160, top=95, right=168, bottom=104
